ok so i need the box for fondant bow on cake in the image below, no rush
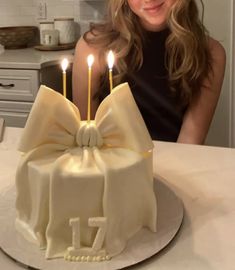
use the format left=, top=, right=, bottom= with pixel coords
left=15, top=83, right=157, bottom=260
left=18, top=82, right=153, bottom=153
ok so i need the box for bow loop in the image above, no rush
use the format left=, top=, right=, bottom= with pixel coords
left=96, top=83, right=154, bottom=153
left=18, top=85, right=81, bottom=153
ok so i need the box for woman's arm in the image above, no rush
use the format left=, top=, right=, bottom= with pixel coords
left=177, top=38, right=226, bottom=144
left=72, top=37, right=105, bottom=120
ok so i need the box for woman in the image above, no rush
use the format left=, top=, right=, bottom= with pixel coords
left=72, top=0, right=226, bottom=144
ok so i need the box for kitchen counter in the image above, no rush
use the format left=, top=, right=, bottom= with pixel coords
left=0, top=127, right=235, bottom=269
left=0, top=47, right=74, bottom=69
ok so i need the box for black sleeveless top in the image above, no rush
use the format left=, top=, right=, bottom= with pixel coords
left=99, top=28, right=186, bottom=142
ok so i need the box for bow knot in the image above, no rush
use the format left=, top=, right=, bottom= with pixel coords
left=76, top=121, right=103, bottom=148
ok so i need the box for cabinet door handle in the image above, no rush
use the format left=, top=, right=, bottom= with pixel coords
left=0, top=83, right=15, bottom=88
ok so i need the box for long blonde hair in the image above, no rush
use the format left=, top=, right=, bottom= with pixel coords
left=84, top=0, right=211, bottom=105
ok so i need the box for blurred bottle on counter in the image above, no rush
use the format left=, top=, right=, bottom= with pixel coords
left=42, top=30, right=59, bottom=46
left=39, top=21, right=54, bottom=45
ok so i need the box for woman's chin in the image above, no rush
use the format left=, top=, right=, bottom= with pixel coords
left=141, top=19, right=167, bottom=31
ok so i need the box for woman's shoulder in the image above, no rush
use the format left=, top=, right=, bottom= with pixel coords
left=74, top=35, right=106, bottom=73
left=208, top=37, right=226, bottom=65
left=75, top=36, right=103, bottom=65
left=204, top=37, right=226, bottom=94
left=75, top=35, right=99, bottom=55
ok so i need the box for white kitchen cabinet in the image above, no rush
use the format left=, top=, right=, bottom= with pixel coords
left=0, top=105, right=31, bottom=127
left=0, top=69, right=39, bottom=127
left=0, top=69, right=39, bottom=101
left=0, top=48, right=74, bottom=128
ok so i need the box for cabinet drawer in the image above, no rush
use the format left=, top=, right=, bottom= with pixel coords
left=0, top=100, right=32, bottom=112
left=0, top=69, right=39, bottom=101
left=0, top=111, right=29, bottom=128
left=0, top=100, right=33, bottom=127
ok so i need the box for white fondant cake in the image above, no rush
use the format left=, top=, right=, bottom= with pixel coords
left=15, top=83, right=157, bottom=262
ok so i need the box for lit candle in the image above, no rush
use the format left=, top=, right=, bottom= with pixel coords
left=107, top=50, right=115, bottom=92
left=61, top=58, right=69, bottom=97
left=87, top=54, right=94, bottom=122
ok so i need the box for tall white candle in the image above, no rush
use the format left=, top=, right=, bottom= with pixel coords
left=107, top=50, right=115, bottom=92
left=61, top=58, right=69, bottom=97
left=87, top=54, right=94, bottom=122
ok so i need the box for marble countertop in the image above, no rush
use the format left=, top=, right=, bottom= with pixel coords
left=0, top=48, right=74, bottom=69
left=0, top=127, right=235, bottom=269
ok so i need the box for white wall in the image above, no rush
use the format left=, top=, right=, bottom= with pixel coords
left=0, top=0, right=105, bottom=34
left=202, top=0, right=234, bottom=147
left=0, top=0, right=36, bottom=26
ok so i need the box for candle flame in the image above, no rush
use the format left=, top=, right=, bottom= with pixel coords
left=87, top=54, right=94, bottom=68
left=61, top=58, right=69, bottom=72
left=107, top=50, right=115, bottom=69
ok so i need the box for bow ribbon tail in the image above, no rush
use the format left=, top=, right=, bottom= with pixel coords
left=45, top=147, right=105, bottom=258
left=93, top=147, right=157, bottom=256
left=15, top=144, right=65, bottom=248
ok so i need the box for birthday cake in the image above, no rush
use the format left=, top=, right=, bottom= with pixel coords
left=15, top=82, right=157, bottom=262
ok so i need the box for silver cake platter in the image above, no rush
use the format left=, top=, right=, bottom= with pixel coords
left=0, top=178, right=184, bottom=270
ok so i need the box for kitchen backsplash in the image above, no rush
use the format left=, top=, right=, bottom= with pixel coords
left=0, top=0, right=105, bottom=35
